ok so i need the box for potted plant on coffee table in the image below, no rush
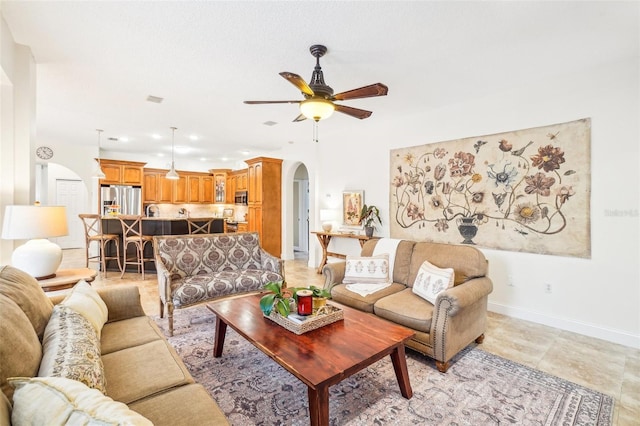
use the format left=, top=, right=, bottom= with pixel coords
left=359, top=204, right=382, bottom=237
left=308, top=285, right=331, bottom=312
left=259, top=281, right=293, bottom=317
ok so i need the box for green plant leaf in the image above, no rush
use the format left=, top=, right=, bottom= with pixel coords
left=275, top=298, right=290, bottom=317
left=263, top=281, right=283, bottom=295
left=259, top=293, right=276, bottom=315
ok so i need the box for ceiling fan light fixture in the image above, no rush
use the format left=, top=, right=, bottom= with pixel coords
left=300, top=98, right=335, bottom=122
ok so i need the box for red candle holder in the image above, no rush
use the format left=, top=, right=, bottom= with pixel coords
left=296, top=290, right=313, bottom=316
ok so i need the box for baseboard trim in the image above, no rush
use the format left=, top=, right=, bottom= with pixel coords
left=488, top=302, right=640, bottom=349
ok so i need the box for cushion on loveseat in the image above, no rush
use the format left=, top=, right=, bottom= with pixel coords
left=172, top=269, right=283, bottom=309
left=9, top=377, right=152, bottom=425
left=38, top=305, right=106, bottom=393
left=408, top=242, right=488, bottom=286
left=102, top=339, right=194, bottom=404
left=0, top=265, right=53, bottom=340
left=0, top=295, right=42, bottom=403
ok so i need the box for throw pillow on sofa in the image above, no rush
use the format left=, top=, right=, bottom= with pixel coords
left=343, top=254, right=390, bottom=284
left=9, top=376, right=152, bottom=425
left=61, top=280, right=108, bottom=337
left=38, top=305, right=106, bottom=393
left=412, top=260, right=455, bottom=304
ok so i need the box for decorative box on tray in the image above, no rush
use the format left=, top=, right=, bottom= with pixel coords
left=265, top=304, right=343, bottom=335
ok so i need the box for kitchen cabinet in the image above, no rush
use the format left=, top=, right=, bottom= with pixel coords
left=172, top=175, right=188, bottom=203
left=237, top=222, right=248, bottom=232
left=226, top=174, right=236, bottom=204
left=235, top=169, right=248, bottom=191
left=99, top=160, right=145, bottom=186
left=210, top=169, right=231, bottom=204
left=143, top=169, right=212, bottom=204
left=245, top=157, right=282, bottom=257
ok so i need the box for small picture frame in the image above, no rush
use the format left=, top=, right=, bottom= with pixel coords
left=342, top=190, right=364, bottom=226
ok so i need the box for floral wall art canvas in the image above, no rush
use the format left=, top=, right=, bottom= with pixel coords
left=389, top=118, right=591, bottom=258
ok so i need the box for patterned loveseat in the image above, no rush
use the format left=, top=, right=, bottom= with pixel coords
left=154, top=232, right=284, bottom=335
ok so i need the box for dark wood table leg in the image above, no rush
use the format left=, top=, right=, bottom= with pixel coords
left=213, top=317, right=228, bottom=358
left=390, top=344, right=413, bottom=399
left=307, top=385, right=329, bottom=426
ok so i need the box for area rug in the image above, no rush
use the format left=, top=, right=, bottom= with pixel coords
left=154, top=306, right=614, bottom=425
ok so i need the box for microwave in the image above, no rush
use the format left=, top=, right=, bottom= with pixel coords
left=234, top=191, right=248, bottom=205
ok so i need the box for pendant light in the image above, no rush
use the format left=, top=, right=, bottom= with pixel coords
left=94, top=129, right=106, bottom=179
left=166, top=126, right=179, bottom=180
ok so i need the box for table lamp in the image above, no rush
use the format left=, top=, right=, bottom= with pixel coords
left=1, top=205, right=69, bottom=279
left=319, top=209, right=336, bottom=233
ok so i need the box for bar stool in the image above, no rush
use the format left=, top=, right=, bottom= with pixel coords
left=187, top=218, right=214, bottom=234
left=118, top=215, right=154, bottom=279
left=78, top=214, right=122, bottom=277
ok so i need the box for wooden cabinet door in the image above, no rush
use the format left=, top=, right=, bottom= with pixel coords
left=213, top=173, right=226, bottom=203
left=143, top=173, right=159, bottom=203
left=247, top=163, right=262, bottom=203
left=101, top=163, right=121, bottom=184
left=201, top=176, right=214, bottom=203
left=158, top=175, right=173, bottom=203
left=122, top=165, right=143, bottom=185
left=226, top=175, right=236, bottom=204
left=237, top=171, right=248, bottom=191
left=188, top=175, right=201, bottom=203
left=173, top=175, right=188, bottom=203
left=248, top=206, right=262, bottom=235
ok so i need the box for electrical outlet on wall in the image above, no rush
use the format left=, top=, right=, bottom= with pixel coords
left=545, top=282, right=553, bottom=294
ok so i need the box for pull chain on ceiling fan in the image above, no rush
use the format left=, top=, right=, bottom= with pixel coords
left=244, top=44, right=388, bottom=122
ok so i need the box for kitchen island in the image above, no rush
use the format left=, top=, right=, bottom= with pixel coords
left=101, top=216, right=225, bottom=272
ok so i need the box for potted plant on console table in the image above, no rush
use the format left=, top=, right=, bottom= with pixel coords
left=359, top=204, right=382, bottom=238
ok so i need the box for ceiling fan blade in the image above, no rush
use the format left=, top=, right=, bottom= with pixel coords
left=244, top=100, right=301, bottom=104
left=292, top=114, right=307, bottom=122
left=279, top=72, right=315, bottom=97
left=332, top=83, right=388, bottom=101
left=334, top=104, right=373, bottom=119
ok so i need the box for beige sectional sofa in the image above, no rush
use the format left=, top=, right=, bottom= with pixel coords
left=322, top=238, right=493, bottom=372
left=0, top=265, right=228, bottom=425
left=154, top=232, right=284, bottom=336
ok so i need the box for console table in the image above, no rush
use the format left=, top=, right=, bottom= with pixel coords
left=311, top=231, right=377, bottom=274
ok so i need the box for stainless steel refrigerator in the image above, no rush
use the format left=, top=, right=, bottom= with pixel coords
left=101, top=185, right=142, bottom=216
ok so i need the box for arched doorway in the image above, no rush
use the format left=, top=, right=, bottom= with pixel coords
left=292, top=164, right=309, bottom=259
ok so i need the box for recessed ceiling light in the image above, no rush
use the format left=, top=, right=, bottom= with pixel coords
left=151, top=134, right=161, bottom=140
left=189, top=135, right=199, bottom=141
left=119, top=136, right=129, bottom=142
left=157, top=153, right=165, bottom=157
left=221, top=157, right=229, bottom=162
left=200, top=157, right=207, bottom=161
left=263, top=121, right=277, bottom=126
left=147, top=95, right=164, bottom=104
left=240, top=150, right=250, bottom=155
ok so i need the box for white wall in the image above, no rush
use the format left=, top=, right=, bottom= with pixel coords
left=290, top=58, right=639, bottom=348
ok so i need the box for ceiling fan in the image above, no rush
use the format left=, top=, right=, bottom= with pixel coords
left=244, top=44, right=388, bottom=122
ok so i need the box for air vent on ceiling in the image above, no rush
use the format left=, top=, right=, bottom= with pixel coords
left=107, top=137, right=118, bottom=141
left=146, top=95, right=164, bottom=104
left=263, top=121, right=277, bottom=126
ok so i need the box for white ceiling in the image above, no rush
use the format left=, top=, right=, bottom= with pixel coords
left=1, top=1, right=638, bottom=169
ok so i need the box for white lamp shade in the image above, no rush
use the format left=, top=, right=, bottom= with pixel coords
left=300, top=98, right=335, bottom=121
left=2, top=205, right=68, bottom=279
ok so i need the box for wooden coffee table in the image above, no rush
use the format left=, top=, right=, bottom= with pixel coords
left=207, top=294, right=415, bottom=426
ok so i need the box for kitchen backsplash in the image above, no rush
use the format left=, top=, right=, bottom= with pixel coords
left=146, top=203, right=248, bottom=221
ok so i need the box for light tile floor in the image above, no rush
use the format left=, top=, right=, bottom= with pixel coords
left=60, top=249, right=639, bottom=425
